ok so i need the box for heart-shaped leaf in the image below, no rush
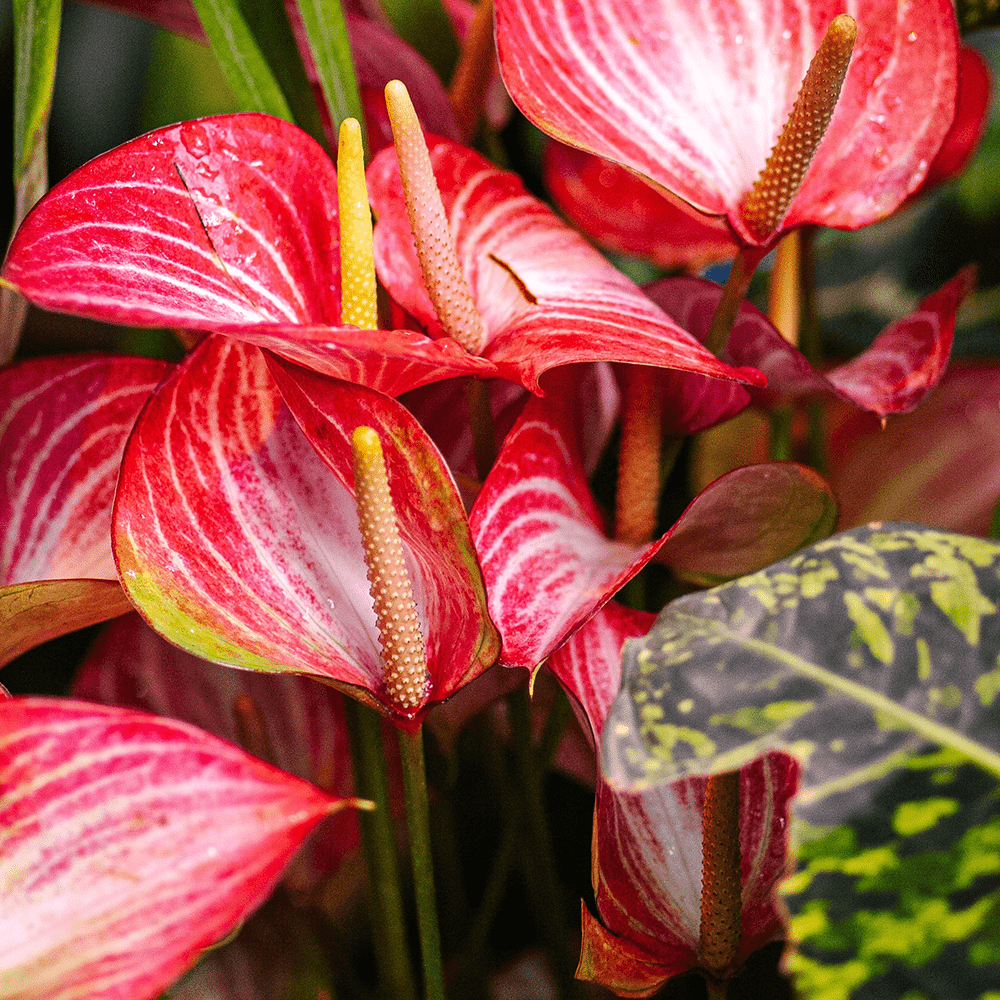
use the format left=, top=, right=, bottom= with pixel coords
left=605, top=523, right=1000, bottom=827
left=0, top=354, right=172, bottom=664
left=495, top=0, right=959, bottom=244
left=0, top=697, right=355, bottom=1000
left=114, top=336, right=498, bottom=724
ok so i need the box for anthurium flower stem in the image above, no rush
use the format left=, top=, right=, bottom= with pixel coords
left=698, top=770, right=742, bottom=991
left=343, top=699, right=419, bottom=1000
left=466, top=378, right=498, bottom=480
left=399, top=724, right=447, bottom=1000
left=704, top=245, right=766, bottom=357
left=508, top=687, right=588, bottom=999
left=768, top=231, right=802, bottom=461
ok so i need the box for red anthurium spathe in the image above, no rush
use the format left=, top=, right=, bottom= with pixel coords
left=73, top=612, right=377, bottom=890
left=647, top=269, right=974, bottom=420
left=543, top=142, right=738, bottom=272
left=0, top=697, right=362, bottom=1000
left=113, top=335, right=499, bottom=727
left=546, top=606, right=800, bottom=996
left=469, top=368, right=835, bottom=670
left=495, top=0, right=959, bottom=247
left=0, top=354, right=172, bottom=665
left=367, top=134, right=765, bottom=394
left=1, top=114, right=495, bottom=398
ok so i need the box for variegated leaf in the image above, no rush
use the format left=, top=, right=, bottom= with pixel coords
left=605, top=523, right=1000, bottom=829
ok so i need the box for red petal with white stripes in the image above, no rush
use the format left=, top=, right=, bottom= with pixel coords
left=0, top=355, right=171, bottom=664
left=470, top=371, right=665, bottom=669
left=1, top=115, right=495, bottom=396
left=495, top=0, right=958, bottom=244
left=0, top=697, right=346, bottom=1000
left=113, top=337, right=497, bottom=723
left=368, top=136, right=764, bottom=393
left=583, top=752, right=800, bottom=993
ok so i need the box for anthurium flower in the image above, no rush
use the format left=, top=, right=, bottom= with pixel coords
left=1, top=114, right=495, bottom=398
left=73, top=612, right=389, bottom=891
left=495, top=0, right=959, bottom=247
left=0, top=697, right=366, bottom=1000
left=647, top=268, right=974, bottom=421
left=469, top=368, right=836, bottom=670
left=112, top=335, right=499, bottom=727
left=546, top=605, right=800, bottom=996
left=0, top=354, right=172, bottom=665
left=366, top=126, right=764, bottom=394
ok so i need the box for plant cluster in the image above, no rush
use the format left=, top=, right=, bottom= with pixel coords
left=2, top=1, right=1000, bottom=999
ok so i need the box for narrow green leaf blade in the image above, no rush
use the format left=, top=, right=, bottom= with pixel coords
left=5, top=0, right=61, bottom=362
left=605, top=524, right=1000, bottom=816
left=297, top=0, right=365, bottom=140
left=190, top=0, right=293, bottom=119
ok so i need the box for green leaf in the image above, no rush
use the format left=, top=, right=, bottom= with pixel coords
left=785, top=752, right=1000, bottom=997
left=4, top=0, right=61, bottom=362
left=379, top=0, right=459, bottom=82
left=604, top=524, right=1000, bottom=810
left=190, top=0, right=295, bottom=123
left=296, top=0, right=365, bottom=144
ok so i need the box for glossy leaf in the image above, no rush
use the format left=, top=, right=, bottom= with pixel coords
left=655, top=463, right=838, bottom=586
left=367, top=135, right=765, bottom=393
left=296, top=0, right=364, bottom=132
left=605, top=524, right=1000, bottom=823
left=0, top=355, right=172, bottom=664
left=495, top=0, right=959, bottom=245
left=0, top=697, right=351, bottom=1000
left=113, top=336, right=498, bottom=725
left=647, top=269, right=973, bottom=418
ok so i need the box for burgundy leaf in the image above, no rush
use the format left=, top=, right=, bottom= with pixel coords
left=113, top=336, right=498, bottom=724
left=495, top=0, right=959, bottom=245
left=0, top=697, right=350, bottom=1000
left=655, top=463, right=838, bottom=585
left=368, top=135, right=765, bottom=393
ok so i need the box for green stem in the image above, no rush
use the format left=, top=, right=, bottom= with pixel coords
left=507, top=688, right=585, bottom=999
left=343, top=700, right=417, bottom=1000
left=769, top=406, right=794, bottom=462
left=399, top=725, right=447, bottom=1000
left=704, top=245, right=767, bottom=356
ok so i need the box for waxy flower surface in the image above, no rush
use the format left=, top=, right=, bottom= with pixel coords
left=495, top=0, right=960, bottom=246
left=112, top=335, right=498, bottom=727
